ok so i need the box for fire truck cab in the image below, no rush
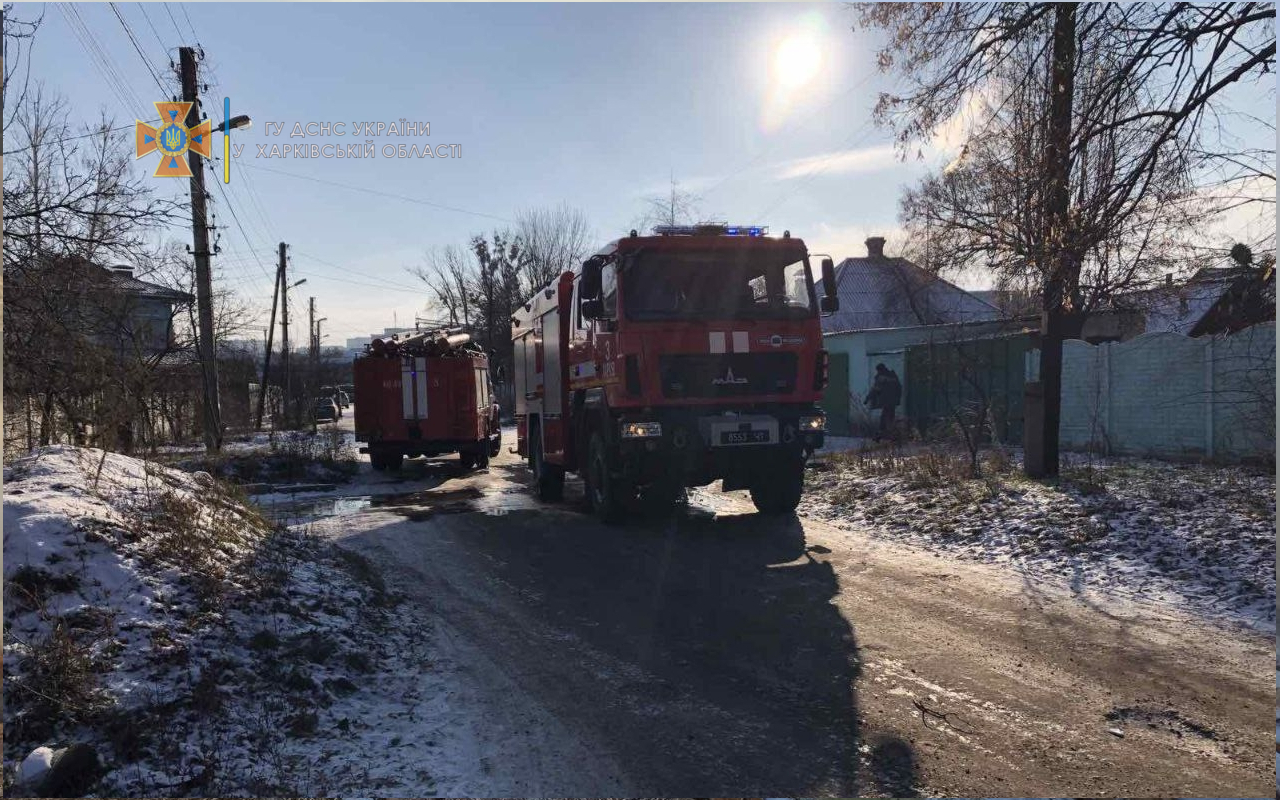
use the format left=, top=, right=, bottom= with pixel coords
left=512, top=224, right=838, bottom=521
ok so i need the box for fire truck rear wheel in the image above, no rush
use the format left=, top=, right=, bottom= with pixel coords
left=459, top=453, right=477, bottom=470
left=585, top=432, right=626, bottom=523
left=749, top=459, right=804, bottom=515
left=531, top=430, right=564, bottom=501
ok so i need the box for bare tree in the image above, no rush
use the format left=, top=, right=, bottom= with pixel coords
left=857, top=2, right=1276, bottom=476
left=410, top=244, right=473, bottom=327
left=2, top=3, right=43, bottom=150
left=2, top=30, right=185, bottom=452
left=634, top=176, right=702, bottom=232
left=516, top=203, right=591, bottom=291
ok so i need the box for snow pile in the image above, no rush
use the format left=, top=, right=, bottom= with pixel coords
left=1, top=446, right=442, bottom=796
left=803, top=449, right=1275, bottom=630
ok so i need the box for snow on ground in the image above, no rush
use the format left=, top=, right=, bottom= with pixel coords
left=1, top=445, right=513, bottom=796
left=802, top=446, right=1275, bottom=632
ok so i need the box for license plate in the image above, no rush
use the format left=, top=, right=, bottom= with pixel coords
left=720, top=429, right=772, bottom=445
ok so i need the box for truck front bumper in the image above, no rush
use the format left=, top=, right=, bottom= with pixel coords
left=615, top=405, right=825, bottom=488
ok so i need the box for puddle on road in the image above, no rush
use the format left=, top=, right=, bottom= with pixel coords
left=253, top=461, right=734, bottom=526
left=256, top=483, right=537, bottom=525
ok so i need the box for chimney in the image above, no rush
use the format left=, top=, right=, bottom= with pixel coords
left=866, top=236, right=886, bottom=259
left=1165, top=273, right=1173, bottom=286
left=111, top=265, right=133, bottom=278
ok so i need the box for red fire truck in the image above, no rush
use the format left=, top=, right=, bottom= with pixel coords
left=354, top=327, right=501, bottom=471
left=511, top=224, right=838, bottom=521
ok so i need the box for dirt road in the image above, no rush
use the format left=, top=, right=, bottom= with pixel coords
left=312, top=428, right=1274, bottom=797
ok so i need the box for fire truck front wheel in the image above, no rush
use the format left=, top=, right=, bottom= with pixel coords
left=461, top=444, right=490, bottom=471
left=748, top=457, right=805, bottom=515
left=370, top=450, right=404, bottom=472
left=585, top=432, right=629, bottom=524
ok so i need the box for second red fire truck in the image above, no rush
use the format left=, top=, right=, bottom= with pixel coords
left=353, top=327, right=501, bottom=471
left=512, top=224, right=839, bottom=521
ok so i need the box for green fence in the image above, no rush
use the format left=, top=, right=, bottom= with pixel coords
left=821, top=351, right=851, bottom=435
left=904, top=333, right=1032, bottom=444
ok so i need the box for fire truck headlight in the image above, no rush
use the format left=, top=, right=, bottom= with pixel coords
left=800, top=415, right=826, bottom=432
left=621, top=421, right=662, bottom=439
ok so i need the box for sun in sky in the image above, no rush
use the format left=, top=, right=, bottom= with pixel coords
left=774, top=30, right=823, bottom=92
left=759, top=12, right=831, bottom=134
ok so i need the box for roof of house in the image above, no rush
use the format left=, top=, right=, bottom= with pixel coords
left=104, top=265, right=194, bottom=304
left=9, top=256, right=194, bottom=304
left=1137, top=266, right=1259, bottom=335
left=816, top=236, right=1001, bottom=333
left=1190, top=263, right=1276, bottom=336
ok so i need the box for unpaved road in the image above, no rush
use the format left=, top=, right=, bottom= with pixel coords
left=312, top=425, right=1274, bottom=796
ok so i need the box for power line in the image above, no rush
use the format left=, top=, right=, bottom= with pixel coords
left=204, top=158, right=275, bottom=286
left=1, top=120, right=161, bottom=156
left=136, top=3, right=170, bottom=56
left=290, top=247, right=430, bottom=293
left=291, top=271, right=431, bottom=294
left=754, top=119, right=879, bottom=220
left=109, top=2, right=170, bottom=97
left=178, top=4, right=200, bottom=44
left=162, top=3, right=185, bottom=40
left=701, top=66, right=881, bottom=201
left=59, top=4, right=144, bottom=117
left=69, top=4, right=146, bottom=112
left=238, top=161, right=515, bottom=223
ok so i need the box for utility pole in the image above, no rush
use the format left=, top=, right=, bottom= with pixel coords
left=281, top=253, right=292, bottom=429
left=308, top=296, right=317, bottom=404
left=1025, top=3, right=1077, bottom=479
left=255, top=243, right=285, bottom=429
left=180, top=46, right=221, bottom=453
left=308, top=296, right=317, bottom=371
left=308, top=297, right=318, bottom=432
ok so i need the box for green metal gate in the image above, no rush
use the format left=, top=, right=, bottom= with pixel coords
left=822, top=351, right=851, bottom=435
left=904, top=333, right=1032, bottom=444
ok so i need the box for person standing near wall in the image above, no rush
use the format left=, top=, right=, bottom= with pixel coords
left=867, top=363, right=903, bottom=441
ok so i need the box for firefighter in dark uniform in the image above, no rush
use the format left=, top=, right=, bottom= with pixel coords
left=866, top=363, right=902, bottom=441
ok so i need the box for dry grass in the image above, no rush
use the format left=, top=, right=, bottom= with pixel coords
left=828, top=445, right=1018, bottom=489
left=5, top=623, right=111, bottom=745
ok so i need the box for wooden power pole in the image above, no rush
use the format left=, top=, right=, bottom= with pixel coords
left=255, top=243, right=285, bottom=429
left=180, top=46, right=221, bottom=452
left=308, top=296, right=317, bottom=391
left=281, top=253, right=293, bottom=428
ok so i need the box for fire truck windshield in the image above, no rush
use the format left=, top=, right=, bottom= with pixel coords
left=622, top=252, right=815, bottom=321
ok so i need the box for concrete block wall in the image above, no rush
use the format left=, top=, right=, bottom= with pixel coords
left=1060, top=322, right=1274, bottom=460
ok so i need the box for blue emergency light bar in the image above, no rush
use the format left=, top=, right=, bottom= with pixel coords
left=652, top=224, right=769, bottom=237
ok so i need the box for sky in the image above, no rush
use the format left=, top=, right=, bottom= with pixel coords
left=16, top=2, right=1278, bottom=344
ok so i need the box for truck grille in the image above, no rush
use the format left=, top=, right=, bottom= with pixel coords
left=658, top=353, right=798, bottom=399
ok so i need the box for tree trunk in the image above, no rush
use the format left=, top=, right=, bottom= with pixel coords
left=1029, top=2, right=1077, bottom=478
left=39, top=393, right=55, bottom=446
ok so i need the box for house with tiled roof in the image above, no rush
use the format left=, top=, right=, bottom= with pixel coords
left=815, top=236, right=1018, bottom=435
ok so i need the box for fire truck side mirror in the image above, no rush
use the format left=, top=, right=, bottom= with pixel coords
left=819, top=257, right=840, bottom=314
left=580, top=257, right=603, bottom=299
left=581, top=297, right=604, bottom=320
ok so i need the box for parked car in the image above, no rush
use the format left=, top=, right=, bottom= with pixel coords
left=313, top=396, right=339, bottom=422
